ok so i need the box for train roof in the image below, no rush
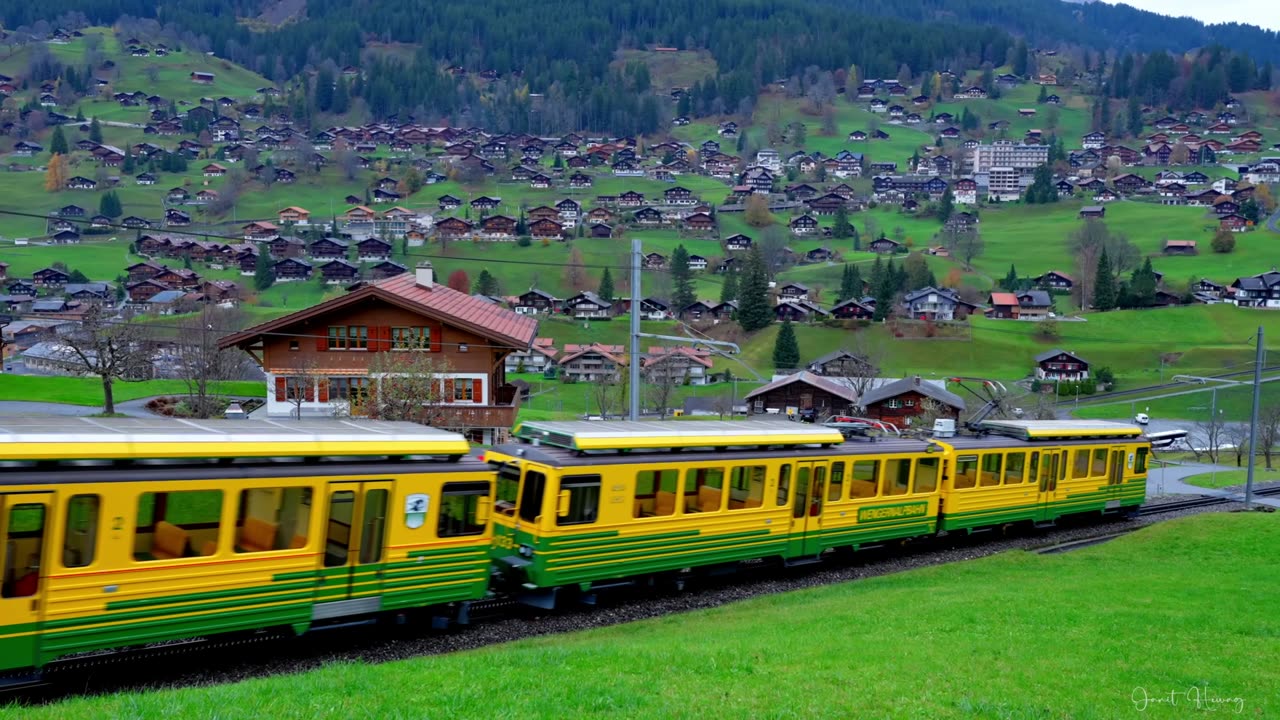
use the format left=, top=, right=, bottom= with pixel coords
left=0, top=417, right=470, bottom=461
left=512, top=420, right=845, bottom=451
left=973, top=419, right=1143, bottom=441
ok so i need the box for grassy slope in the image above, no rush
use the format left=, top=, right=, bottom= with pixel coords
left=1073, top=379, right=1280, bottom=422
left=0, top=375, right=265, bottom=405
left=10, top=513, right=1275, bottom=719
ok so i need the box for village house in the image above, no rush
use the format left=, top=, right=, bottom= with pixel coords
left=515, top=289, right=560, bottom=315
left=642, top=346, right=713, bottom=386
left=860, top=376, right=965, bottom=428
left=558, top=343, right=627, bottom=384
left=218, top=264, right=537, bottom=443
left=1034, top=349, right=1090, bottom=382
left=744, top=371, right=858, bottom=417
left=504, top=337, right=559, bottom=374
left=1034, top=271, right=1073, bottom=291
left=903, top=287, right=978, bottom=321
left=1230, top=271, right=1280, bottom=308
left=564, top=291, right=614, bottom=319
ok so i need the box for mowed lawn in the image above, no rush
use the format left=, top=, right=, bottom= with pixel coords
left=1074, top=378, right=1280, bottom=423
left=0, top=375, right=265, bottom=405
left=971, top=200, right=1278, bottom=284
left=9, top=513, right=1274, bottom=720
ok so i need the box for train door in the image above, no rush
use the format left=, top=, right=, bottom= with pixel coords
left=0, top=493, right=51, bottom=673
left=791, top=462, right=826, bottom=557
left=320, top=481, right=392, bottom=604
left=1035, top=450, right=1063, bottom=522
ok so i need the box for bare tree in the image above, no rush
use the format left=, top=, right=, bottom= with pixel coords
left=282, top=360, right=326, bottom=420
left=59, top=306, right=155, bottom=415
left=591, top=376, right=624, bottom=418
left=1224, top=423, right=1251, bottom=468
left=1258, top=404, right=1280, bottom=470
left=711, top=391, right=737, bottom=420
left=1192, top=412, right=1226, bottom=464
left=174, top=306, right=246, bottom=418
left=642, top=356, right=683, bottom=419
left=366, top=340, right=460, bottom=429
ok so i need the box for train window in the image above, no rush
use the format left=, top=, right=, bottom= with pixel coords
left=776, top=464, right=792, bottom=507
left=1043, top=453, right=1059, bottom=484
left=519, top=471, right=547, bottom=523
left=685, top=467, right=726, bottom=514
left=2, top=504, right=45, bottom=598
left=439, top=482, right=489, bottom=537
left=828, top=462, right=845, bottom=501
left=358, top=489, right=389, bottom=564
left=494, top=464, right=521, bottom=516
left=1028, top=453, right=1040, bottom=485
left=883, top=459, right=911, bottom=496
left=914, top=458, right=940, bottom=494
left=558, top=475, right=601, bottom=526
left=634, top=470, right=679, bottom=518
left=953, top=455, right=978, bottom=489
left=134, top=491, right=223, bottom=562
left=728, top=466, right=766, bottom=511
left=1005, top=453, right=1027, bottom=485
left=1135, top=447, right=1149, bottom=474
left=324, top=491, right=355, bottom=567
left=62, top=495, right=100, bottom=568
left=849, top=461, right=879, bottom=498
left=235, top=488, right=312, bottom=554
left=1092, top=448, right=1108, bottom=477
left=1072, top=450, right=1090, bottom=479
left=979, top=454, right=1003, bottom=487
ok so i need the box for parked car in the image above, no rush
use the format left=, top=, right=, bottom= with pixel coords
left=1134, top=413, right=1150, bottom=425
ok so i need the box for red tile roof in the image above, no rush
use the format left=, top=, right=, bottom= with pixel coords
left=219, top=272, right=538, bottom=350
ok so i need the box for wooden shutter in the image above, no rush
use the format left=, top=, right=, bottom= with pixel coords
left=378, top=325, right=392, bottom=352
left=472, top=379, right=483, bottom=404
left=429, top=325, right=442, bottom=353
left=303, top=380, right=315, bottom=402
left=443, top=378, right=455, bottom=403
left=318, top=378, right=329, bottom=403
left=274, top=377, right=286, bottom=401
left=316, top=331, right=328, bottom=351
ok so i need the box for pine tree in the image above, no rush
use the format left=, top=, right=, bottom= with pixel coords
left=872, top=267, right=895, bottom=321
left=868, top=256, right=885, bottom=295
left=772, top=321, right=800, bottom=370
left=473, top=269, right=500, bottom=296
left=719, top=266, right=738, bottom=304
left=253, top=250, right=275, bottom=291
left=598, top=267, right=615, bottom=303
left=1092, top=249, right=1117, bottom=311
left=937, top=187, right=954, bottom=223
left=1129, top=258, right=1157, bottom=308
left=98, top=190, right=122, bottom=218
left=670, top=245, right=696, bottom=313
left=50, top=125, right=68, bottom=155
left=1002, top=264, right=1020, bottom=292
left=837, top=263, right=857, bottom=302
left=832, top=205, right=853, bottom=238
left=89, top=117, right=102, bottom=144
left=122, top=147, right=135, bottom=174
left=737, top=244, right=773, bottom=332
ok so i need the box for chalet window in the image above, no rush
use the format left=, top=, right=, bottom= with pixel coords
left=885, top=399, right=903, bottom=409
left=391, top=326, right=430, bottom=350
left=328, top=326, right=368, bottom=350
left=329, top=377, right=369, bottom=403
left=454, top=381, right=476, bottom=402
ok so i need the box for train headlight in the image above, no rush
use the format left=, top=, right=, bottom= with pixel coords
left=519, top=544, right=534, bottom=558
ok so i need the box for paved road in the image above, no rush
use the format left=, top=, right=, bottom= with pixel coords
left=1148, top=460, right=1280, bottom=507
left=1267, top=204, right=1280, bottom=234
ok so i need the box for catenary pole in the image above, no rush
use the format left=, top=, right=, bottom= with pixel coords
left=1245, top=326, right=1264, bottom=509
left=629, top=237, right=641, bottom=421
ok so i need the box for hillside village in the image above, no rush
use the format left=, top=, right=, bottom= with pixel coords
left=2, top=27, right=1280, bottom=433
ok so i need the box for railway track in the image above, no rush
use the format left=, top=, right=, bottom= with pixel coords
left=5, top=492, right=1267, bottom=704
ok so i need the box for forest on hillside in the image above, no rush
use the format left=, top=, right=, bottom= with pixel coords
left=3, top=0, right=1276, bottom=134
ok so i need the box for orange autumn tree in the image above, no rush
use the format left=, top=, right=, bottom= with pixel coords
left=44, top=153, right=67, bottom=192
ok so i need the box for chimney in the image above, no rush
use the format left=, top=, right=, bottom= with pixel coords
left=913, top=375, right=921, bottom=386
left=415, top=262, right=434, bottom=288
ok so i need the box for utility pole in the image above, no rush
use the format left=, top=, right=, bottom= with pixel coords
left=628, top=237, right=641, bottom=421
left=1245, top=326, right=1264, bottom=509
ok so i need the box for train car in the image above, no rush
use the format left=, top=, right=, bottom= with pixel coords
left=0, top=418, right=492, bottom=683
left=937, top=420, right=1150, bottom=532
left=485, top=419, right=1149, bottom=608
left=484, top=421, right=949, bottom=607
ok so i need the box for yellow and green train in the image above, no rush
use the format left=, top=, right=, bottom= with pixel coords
left=0, top=417, right=1148, bottom=682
